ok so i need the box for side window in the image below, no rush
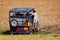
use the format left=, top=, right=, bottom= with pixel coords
left=30, top=11, right=34, bottom=19
left=30, top=11, right=33, bottom=14
left=10, top=12, right=15, bottom=16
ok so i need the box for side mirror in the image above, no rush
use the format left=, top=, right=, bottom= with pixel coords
left=33, top=10, right=36, bottom=13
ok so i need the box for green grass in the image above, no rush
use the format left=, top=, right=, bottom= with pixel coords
left=0, top=34, right=60, bottom=40
left=0, top=30, right=60, bottom=40
left=0, top=30, right=5, bottom=34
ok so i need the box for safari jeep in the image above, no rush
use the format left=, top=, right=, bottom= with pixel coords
left=9, top=8, right=39, bottom=34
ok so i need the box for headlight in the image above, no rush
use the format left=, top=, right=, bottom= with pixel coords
left=10, top=20, right=18, bottom=27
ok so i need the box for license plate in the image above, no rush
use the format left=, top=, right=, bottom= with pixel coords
left=24, top=27, right=28, bottom=30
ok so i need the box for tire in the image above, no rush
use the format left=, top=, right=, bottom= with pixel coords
left=35, top=25, right=40, bottom=33
left=10, top=19, right=18, bottom=27
left=35, top=28, right=39, bottom=33
left=10, top=31, right=16, bottom=35
left=30, top=30, right=35, bottom=34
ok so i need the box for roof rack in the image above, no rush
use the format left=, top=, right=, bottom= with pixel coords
left=9, top=8, right=34, bottom=13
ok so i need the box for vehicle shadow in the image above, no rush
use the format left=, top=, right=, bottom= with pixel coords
left=2, top=30, right=51, bottom=35
left=2, top=30, right=11, bottom=35
left=2, top=30, right=32, bottom=35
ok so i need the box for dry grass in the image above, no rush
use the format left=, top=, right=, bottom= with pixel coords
left=0, top=0, right=60, bottom=40
left=0, top=0, right=60, bottom=31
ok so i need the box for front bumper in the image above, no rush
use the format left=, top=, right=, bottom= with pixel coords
left=10, top=31, right=30, bottom=34
left=10, top=26, right=31, bottom=33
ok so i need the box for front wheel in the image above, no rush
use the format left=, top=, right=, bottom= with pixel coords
left=35, top=27, right=40, bottom=32
left=34, top=23, right=40, bottom=33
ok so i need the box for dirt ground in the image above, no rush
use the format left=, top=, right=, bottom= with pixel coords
left=0, top=0, right=60, bottom=30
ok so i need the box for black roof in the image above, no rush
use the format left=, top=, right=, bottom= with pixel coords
left=9, top=8, right=34, bottom=13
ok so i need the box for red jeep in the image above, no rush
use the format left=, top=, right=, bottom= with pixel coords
left=9, top=8, right=39, bottom=34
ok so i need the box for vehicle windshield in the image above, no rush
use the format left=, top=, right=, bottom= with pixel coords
left=10, top=12, right=27, bottom=17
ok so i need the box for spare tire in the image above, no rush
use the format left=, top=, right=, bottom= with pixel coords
left=10, top=19, right=18, bottom=27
